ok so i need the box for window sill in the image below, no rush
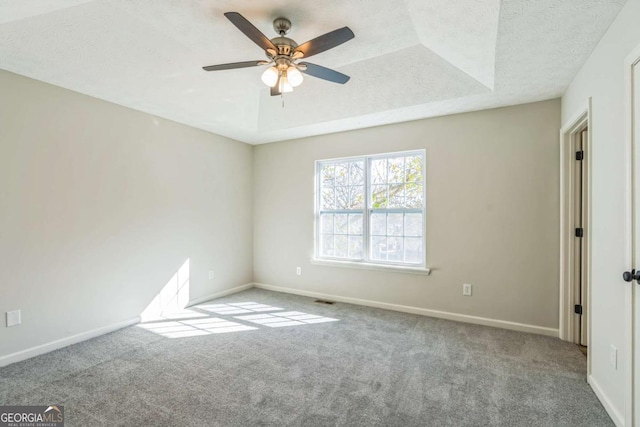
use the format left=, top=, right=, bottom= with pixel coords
left=310, top=258, right=431, bottom=276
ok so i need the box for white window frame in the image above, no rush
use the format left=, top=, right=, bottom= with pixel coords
left=313, top=149, right=428, bottom=274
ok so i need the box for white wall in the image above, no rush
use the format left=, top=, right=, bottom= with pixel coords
left=253, top=100, right=561, bottom=331
left=0, top=70, right=254, bottom=360
left=562, top=0, right=640, bottom=423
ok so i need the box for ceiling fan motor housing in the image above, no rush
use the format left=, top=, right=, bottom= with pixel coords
left=270, top=36, right=297, bottom=57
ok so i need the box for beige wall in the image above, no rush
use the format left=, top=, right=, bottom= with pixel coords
left=254, top=99, right=561, bottom=329
left=561, top=0, right=640, bottom=422
left=0, top=69, right=562, bottom=363
left=0, top=70, right=253, bottom=359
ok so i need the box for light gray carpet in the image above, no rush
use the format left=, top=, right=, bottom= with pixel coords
left=0, top=289, right=612, bottom=426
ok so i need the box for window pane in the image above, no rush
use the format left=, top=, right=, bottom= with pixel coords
left=320, top=234, right=334, bottom=257
left=387, top=213, right=403, bottom=236
left=349, top=186, right=364, bottom=209
left=335, top=163, right=349, bottom=186
left=349, top=236, right=363, bottom=259
left=406, top=183, right=423, bottom=208
left=388, top=157, right=405, bottom=183
left=371, top=213, right=386, bottom=236
left=387, top=237, right=403, bottom=261
left=371, top=236, right=386, bottom=261
left=404, top=213, right=422, bottom=237
left=348, top=213, right=363, bottom=235
left=321, top=188, right=335, bottom=209
left=371, top=159, right=387, bottom=184
left=334, top=214, right=348, bottom=234
left=320, top=213, right=334, bottom=234
left=404, top=237, right=423, bottom=264
left=334, top=235, right=348, bottom=258
left=388, top=184, right=405, bottom=208
left=335, top=186, right=350, bottom=209
left=371, top=185, right=387, bottom=208
left=321, top=164, right=335, bottom=187
left=405, top=156, right=423, bottom=183
left=349, top=162, right=364, bottom=185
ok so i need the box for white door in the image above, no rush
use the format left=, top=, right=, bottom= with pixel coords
left=632, top=59, right=640, bottom=427
left=573, top=128, right=588, bottom=347
left=579, top=129, right=588, bottom=347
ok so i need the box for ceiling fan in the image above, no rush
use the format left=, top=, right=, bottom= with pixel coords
left=202, top=12, right=355, bottom=96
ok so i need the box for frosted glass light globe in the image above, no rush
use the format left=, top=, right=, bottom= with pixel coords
left=287, top=66, right=304, bottom=87
left=261, top=67, right=279, bottom=87
left=279, top=75, right=293, bottom=93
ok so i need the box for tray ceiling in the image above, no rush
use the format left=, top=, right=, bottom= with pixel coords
left=0, top=0, right=628, bottom=144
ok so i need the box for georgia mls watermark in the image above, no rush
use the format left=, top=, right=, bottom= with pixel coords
left=0, top=406, right=64, bottom=427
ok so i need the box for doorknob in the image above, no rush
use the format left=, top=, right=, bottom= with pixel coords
left=622, top=269, right=640, bottom=282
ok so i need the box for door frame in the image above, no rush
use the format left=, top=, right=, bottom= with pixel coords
left=624, top=43, right=640, bottom=427
left=559, top=100, right=592, bottom=362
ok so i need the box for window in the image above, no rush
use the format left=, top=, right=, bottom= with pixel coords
left=316, top=150, right=425, bottom=267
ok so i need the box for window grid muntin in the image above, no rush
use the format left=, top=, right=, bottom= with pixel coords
left=316, top=150, right=425, bottom=267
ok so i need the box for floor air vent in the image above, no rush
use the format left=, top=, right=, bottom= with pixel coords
left=314, top=299, right=335, bottom=305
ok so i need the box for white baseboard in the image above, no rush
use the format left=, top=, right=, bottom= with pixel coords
left=588, top=375, right=625, bottom=427
left=253, top=283, right=559, bottom=337
left=188, top=283, right=253, bottom=306
left=0, top=317, right=140, bottom=368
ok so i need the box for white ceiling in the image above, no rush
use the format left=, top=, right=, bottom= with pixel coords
left=0, top=0, right=628, bottom=144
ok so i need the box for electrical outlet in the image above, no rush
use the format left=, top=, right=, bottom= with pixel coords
left=463, top=283, right=472, bottom=296
left=6, top=310, right=21, bottom=327
left=610, top=345, right=618, bottom=370
left=208, top=270, right=215, bottom=280
left=296, top=267, right=302, bottom=275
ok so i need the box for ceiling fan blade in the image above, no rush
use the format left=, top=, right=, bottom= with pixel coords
left=202, top=60, right=266, bottom=71
left=294, top=27, right=354, bottom=59
left=299, top=62, right=350, bottom=84
left=224, top=12, right=277, bottom=52
left=270, top=77, right=282, bottom=96
left=270, top=86, right=282, bottom=97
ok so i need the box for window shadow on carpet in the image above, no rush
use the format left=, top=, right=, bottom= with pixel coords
left=137, top=301, right=339, bottom=338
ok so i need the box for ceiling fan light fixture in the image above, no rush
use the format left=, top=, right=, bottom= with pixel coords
left=261, top=66, right=279, bottom=87
left=287, top=66, right=304, bottom=87
left=202, top=13, right=354, bottom=97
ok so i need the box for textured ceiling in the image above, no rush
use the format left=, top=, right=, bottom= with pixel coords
left=0, top=0, right=628, bottom=144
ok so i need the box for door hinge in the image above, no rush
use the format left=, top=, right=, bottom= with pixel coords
left=575, top=228, right=584, bottom=238
left=574, top=304, right=583, bottom=315
left=576, top=151, right=584, bottom=161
